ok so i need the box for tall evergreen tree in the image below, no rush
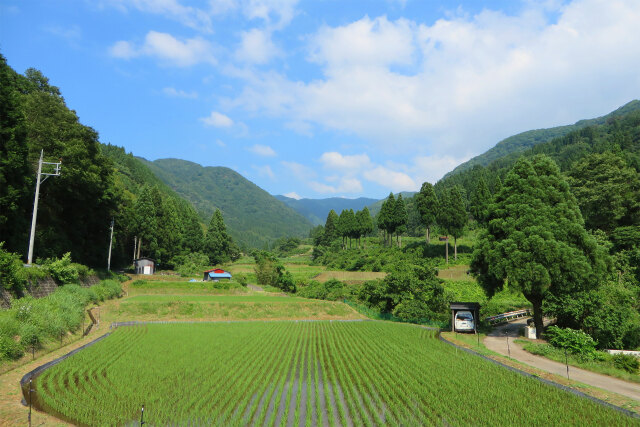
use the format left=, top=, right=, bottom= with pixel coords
left=204, top=209, right=232, bottom=265
left=394, top=194, right=408, bottom=247
left=356, top=207, right=374, bottom=248
left=415, top=182, right=439, bottom=245
left=132, top=185, right=158, bottom=259
left=0, top=54, right=31, bottom=255
left=568, top=152, right=640, bottom=233
left=439, top=186, right=467, bottom=260
left=378, top=193, right=396, bottom=246
left=323, top=209, right=339, bottom=246
left=469, top=177, right=491, bottom=225
left=471, top=155, right=607, bottom=337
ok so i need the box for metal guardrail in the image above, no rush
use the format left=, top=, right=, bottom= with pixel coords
left=485, top=309, right=531, bottom=324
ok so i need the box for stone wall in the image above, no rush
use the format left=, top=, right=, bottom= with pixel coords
left=0, top=289, right=12, bottom=309
left=26, top=276, right=59, bottom=299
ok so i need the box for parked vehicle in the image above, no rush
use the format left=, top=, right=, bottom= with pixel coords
left=455, top=310, right=475, bottom=332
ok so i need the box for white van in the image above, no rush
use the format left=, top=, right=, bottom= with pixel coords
left=455, top=310, right=475, bottom=332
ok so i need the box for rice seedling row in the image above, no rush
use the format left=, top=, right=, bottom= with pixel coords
left=33, top=321, right=638, bottom=426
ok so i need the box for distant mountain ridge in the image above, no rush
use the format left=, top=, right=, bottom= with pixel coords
left=444, top=100, right=640, bottom=178
left=140, top=158, right=313, bottom=248
left=275, top=195, right=379, bottom=225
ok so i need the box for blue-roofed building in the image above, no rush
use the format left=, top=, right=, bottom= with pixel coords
left=203, top=268, right=232, bottom=281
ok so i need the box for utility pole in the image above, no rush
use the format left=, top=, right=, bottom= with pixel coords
left=27, top=150, right=61, bottom=265
left=107, top=219, right=114, bottom=271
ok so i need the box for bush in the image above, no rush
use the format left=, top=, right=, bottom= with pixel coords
left=612, top=353, right=640, bottom=373
left=0, top=243, right=27, bottom=295
left=0, top=336, right=23, bottom=360
left=44, top=253, right=79, bottom=285
left=546, top=326, right=598, bottom=360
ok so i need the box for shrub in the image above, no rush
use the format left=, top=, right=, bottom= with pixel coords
left=44, top=253, right=79, bottom=285
left=0, top=336, right=23, bottom=360
left=0, top=243, right=27, bottom=295
left=546, top=326, right=598, bottom=360
left=612, top=353, right=640, bottom=373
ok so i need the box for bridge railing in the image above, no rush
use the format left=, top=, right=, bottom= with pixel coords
left=485, top=309, right=531, bottom=325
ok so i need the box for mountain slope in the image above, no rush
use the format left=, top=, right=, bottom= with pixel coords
left=444, top=100, right=640, bottom=178
left=141, top=158, right=313, bottom=248
left=435, top=104, right=640, bottom=201
left=275, top=195, right=378, bottom=225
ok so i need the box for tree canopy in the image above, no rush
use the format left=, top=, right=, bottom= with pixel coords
left=471, top=155, right=608, bottom=337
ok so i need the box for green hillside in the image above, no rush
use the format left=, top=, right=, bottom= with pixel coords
left=436, top=103, right=640, bottom=202
left=275, top=195, right=378, bottom=225
left=141, top=158, right=313, bottom=248
left=444, top=100, right=640, bottom=178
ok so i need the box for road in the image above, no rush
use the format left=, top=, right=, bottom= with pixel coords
left=484, top=318, right=640, bottom=401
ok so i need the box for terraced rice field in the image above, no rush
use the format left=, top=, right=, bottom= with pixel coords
left=32, top=322, right=636, bottom=426
left=115, top=295, right=361, bottom=321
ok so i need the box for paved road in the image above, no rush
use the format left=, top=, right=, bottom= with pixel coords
left=484, top=318, right=640, bottom=401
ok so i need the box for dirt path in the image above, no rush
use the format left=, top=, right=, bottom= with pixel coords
left=247, top=283, right=264, bottom=291
left=484, top=318, right=640, bottom=401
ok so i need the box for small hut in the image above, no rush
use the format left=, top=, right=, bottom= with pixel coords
left=450, top=302, right=480, bottom=333
left=134, top=257, right=156, bottom=275
left=203, top=268, right=232, bottom=281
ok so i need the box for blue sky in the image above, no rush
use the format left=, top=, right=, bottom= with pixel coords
left=2, top=0, right=640, bottom=199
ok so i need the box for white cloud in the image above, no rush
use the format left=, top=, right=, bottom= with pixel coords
left=232, top=0, right=640, bottom=156
left=283, top=191, right=302, bottom=199
left=319, top=152, right=371, bottom=171
left=253, top=164, right=275, bottom=179
left=309, top=16, right=415, bottom=69
left=363, top=166, right=415, bottom=192
left=216, top=139, right=226, bottom=147
left=162, top=87, right=198, bottom=99
left=235, top=28, right=280, bottom=64
left=104, top=0, right=213, bottom=32
left=110, top=31, right=216, bottom=67
left=248, top=144, right=276, bottom=156
left=200, top=111, right=234, bottom=127
left=242, top=0, right=298, bottom=29
left=109, top=40, right=137, bottom=59
left=310, top=177, right=362, bottom=194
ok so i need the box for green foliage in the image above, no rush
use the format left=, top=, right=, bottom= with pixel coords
left=274, top=237, right=302, bottom=256
left=545, top=280, right=640, bottom=350
left=172, top=252, right=210, bottom=277
left=568, top=152, right=640, bottom=233
left=253, top=251, right=296, bottom=293
left=297, top=279, right=358, bottom=301
left=42, top=253, right=79, bottom=285
left=612, top=353, right=640, bottom=374
left=357, top=262, right=448, bottom=324
left=471, top=155, right=608, bottom=337
left=415, top=182, right=439, bottom=242
left=469, top=177, right=491, bottom=224
left=545, top=326, right=598, bottom=360
left=0, top=242, right=26, bottom=294
left=0, top=280, right=122, bottom=361
left=0, top=54, right=31, bottom=254
left=204, top=209, right=239, bottom=265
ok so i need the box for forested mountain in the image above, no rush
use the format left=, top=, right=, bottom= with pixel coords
left=444, top=100, right=640, bottom=178
left=275, top=195, right=378, bottom=225
left=436, top=105, right=640, bottom=205
left=141, top=158, right=313, bottom=248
